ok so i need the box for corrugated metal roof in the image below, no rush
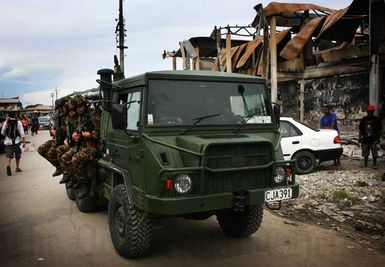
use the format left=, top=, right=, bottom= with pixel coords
left=280, top=16, right=325, bottom=60
left=0, top=98, right=21, bottom=104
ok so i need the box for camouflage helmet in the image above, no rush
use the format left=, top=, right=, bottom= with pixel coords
left=73, top=95, right=87, bottom=107
left=65, top=97, right=76, bottom=111
left=55, top=97, right=67, bottom=109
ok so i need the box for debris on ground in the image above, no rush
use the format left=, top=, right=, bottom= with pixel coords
left=273, top=143, right=385, bottom=252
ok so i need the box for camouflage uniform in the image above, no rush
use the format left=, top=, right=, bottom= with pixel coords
left=66, top=96, right=100, bottom=184
left=57, top=98, right=78, bottom=180
left=37, top=98, right=68, bottom=173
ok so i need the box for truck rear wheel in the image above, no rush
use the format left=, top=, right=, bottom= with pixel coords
left=75, top=190, right=98, bottom=213
left=108, top=184, right=152, bottom=258
left=65, top=184, right=75, bottom=201
left=217, top=204, right=263, bottom=237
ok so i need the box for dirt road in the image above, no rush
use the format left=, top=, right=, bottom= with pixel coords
left=0, top=131, right=384, bottom=267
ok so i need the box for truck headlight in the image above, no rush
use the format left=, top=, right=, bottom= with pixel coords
left=274, top=166, right=285, bottom=183
left=174, top=174, right=192, bottom=194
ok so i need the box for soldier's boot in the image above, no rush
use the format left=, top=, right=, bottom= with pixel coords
left=364, top=157, right=368, bottom=167
left=76, top=184, right=90, bottom=199
left=59, top=174, right=70, bottom=184
left=52, top=168, right=63, bottom=177
left=373, top=157, right=377, bottom=167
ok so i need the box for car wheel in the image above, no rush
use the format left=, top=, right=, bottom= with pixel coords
left=294, top=151, right=316, bottom=174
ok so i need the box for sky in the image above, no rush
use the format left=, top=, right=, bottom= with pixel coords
left=0, top=0, right=352, bottom=107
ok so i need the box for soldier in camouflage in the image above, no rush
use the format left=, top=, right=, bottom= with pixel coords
left=37, top=98, right=68, bottom=177
left=63, top=95, right=100, bottom=198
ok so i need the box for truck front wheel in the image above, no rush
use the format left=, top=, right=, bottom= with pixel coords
left=108, top=184, right=152, bottom=258
left=216, top=204, right=263, bottom=237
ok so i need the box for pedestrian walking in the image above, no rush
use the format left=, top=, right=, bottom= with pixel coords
left=1, top=111, right=26, bottom=176
left=359, top=104, right=382, bottom=167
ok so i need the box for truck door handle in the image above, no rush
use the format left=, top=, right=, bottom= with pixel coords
left=292, top=141, right=300, bottom=144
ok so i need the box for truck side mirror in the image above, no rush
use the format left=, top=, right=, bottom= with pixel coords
left=97, top=69, right=115, bottom=112
left=272, top=103, right=280, bottom=128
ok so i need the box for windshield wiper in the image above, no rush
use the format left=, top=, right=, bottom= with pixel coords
left=233, top=113, right=257, bottom=134
left=181, top=113, right=221, bottom=135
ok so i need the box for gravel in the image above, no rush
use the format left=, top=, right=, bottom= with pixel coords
left=273, top=144, right=385, bottom=251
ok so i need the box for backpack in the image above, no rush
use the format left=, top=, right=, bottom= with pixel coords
left=6, top=119, right=20, bottom=145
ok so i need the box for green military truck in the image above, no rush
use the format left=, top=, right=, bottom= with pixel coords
left=68, top=69, right=299, bottom=258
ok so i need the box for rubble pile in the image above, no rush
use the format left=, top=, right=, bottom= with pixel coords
left=274, top=144, right=385, bottom=250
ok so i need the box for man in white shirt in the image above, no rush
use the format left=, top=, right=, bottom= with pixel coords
left=1, top=111, right=26, bottom=176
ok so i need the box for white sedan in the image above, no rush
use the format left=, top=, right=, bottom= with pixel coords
left=279, top=117, right=343, bottom=174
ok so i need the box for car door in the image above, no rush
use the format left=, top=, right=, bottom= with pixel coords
left=279, top=120, right=303, bottom=160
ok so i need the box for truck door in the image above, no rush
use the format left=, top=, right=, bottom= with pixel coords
left=107, top=89, right=143, bottom=186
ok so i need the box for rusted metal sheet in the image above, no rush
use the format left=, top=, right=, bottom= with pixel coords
left=263, top=2, right=335, bottom=17
left=317, top=7, right=349, bottom=39
left=280, top=16, right=325, bottom=60
left=236, top=37, right=263, bottom=68
left=276, top=28, right=292, bottom=45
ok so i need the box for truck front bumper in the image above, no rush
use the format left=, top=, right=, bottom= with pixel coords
left=143, top=183, right=299, bottom=216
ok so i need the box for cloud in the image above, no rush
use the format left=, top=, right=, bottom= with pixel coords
left=0, top=0, right=353, bottom=107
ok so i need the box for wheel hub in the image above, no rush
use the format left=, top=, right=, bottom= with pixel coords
left=115, top=206, right=125, bottom=238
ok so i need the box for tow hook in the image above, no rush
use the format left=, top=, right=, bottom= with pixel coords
left=233, top=191, right=250, bottom=211
left=265, top=201, right=282, bottom=210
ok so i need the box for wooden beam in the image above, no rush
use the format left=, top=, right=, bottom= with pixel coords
left=172, top=57, right=176, bottom=70
left=299, top=79, right=305, bottom=122
left=179, top=42, right=187, bottom=70
left=195, top=47, right=200, bottom=70
left=226, top=32, right=232, bottom=73
left=303, top=65, right=368, bottom=79
left=270, top=16, right=278, bottom=103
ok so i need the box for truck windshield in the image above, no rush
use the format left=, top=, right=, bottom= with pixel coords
left=147, top=79, right=272, bottom=126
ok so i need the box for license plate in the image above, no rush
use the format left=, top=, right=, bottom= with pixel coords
left=265, top=188, right=292, bottom=202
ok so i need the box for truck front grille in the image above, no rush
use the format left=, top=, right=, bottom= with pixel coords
left=203, top=168, right=272, bottom=193
left=206, top=143, right=272, bottom=169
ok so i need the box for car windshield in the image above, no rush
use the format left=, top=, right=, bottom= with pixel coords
left=147, top=79, right=272, bottom=126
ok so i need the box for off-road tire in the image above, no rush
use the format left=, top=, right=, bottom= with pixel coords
left=108, top=184, right=152, bottom=258
left=294, top=150, right=316, bottom=174
left=217, top=204, right=263, bottom=237
left=75, top=190, right=98, bottom=213
left=65, top=184, right=75, bottom=201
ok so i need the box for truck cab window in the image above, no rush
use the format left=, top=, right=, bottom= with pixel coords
left=126, top=91, right=141, bottom=131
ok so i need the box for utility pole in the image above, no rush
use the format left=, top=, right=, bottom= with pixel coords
left=50, top=92, right=54, bottom=111
left=116, top=0, right=127, bottom=74
left=55, top=87, right=58, bottom=100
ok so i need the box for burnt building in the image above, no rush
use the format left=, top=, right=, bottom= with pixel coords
left=164, top=0, right=385, bottom=134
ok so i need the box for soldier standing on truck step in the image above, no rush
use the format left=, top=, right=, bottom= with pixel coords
left=37, top=98, right=68, bottom=177
left=70, top=95, right=100, bottom=198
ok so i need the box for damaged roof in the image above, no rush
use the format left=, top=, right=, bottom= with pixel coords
left=251, top=0, right=369, bottom=60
